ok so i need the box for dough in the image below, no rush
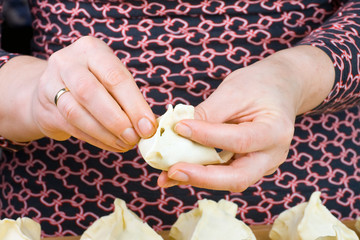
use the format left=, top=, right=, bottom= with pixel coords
left=269, top=191, right=359, bottom=240
left=268, top=202, right=308, bottom=240
left=80, top=198, right=163, bottom=240
left=138, top=104, right=233, bottom=170
left=169, top=199, right=256, bottom=240
left=0, top=217, right=41, bottom=240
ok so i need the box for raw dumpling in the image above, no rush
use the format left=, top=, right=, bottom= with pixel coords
left=269, top=191, right=359, bottom=240
left=169, top=199, right=256, bottom=240
left=138, top=104, right=233, bottom=170
left=0, top=217, right=41, bottom=240
left=355, top=217, right=360, bottom=234
left=80, top=198, right=163, bottom=240
left=268, top=202, right=308, bottom=240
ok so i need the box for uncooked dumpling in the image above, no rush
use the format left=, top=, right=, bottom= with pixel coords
left=138, top=104, right=233, bottom=170
left=169, top=199, right=256, bottom=240
left=0, top=217, right=41, bottom=240
left=356, top=217, right=360, bottom=234
left=269, top=191, right=358, bottom=240
left=268, top=202, right=308, bottom=240
left=80, top=198, right=163, bottom=240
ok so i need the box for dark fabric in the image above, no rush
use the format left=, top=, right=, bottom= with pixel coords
left=0, top=0, right=359, bottom=237
left=300, top=1, right=360, bottom=112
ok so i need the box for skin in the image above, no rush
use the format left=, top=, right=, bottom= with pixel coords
left=0, top=36, right=157, bottom=152
left=0, top=35, right=334, bottom=192
left=157, top=45, right=335, bottom=192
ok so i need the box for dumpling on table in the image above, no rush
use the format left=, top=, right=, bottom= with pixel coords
left=80, top=198, right=163, bottom=240
left=0, top=217, right=41, bottom=240
left=356, top=217, right=360, bottom=234
left=269, top=191, right=359, bottom=240
left=169, top=199, right=256, bottom=240
left=138, top=104, right=233, bottom=171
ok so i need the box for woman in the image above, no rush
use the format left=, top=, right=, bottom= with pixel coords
left=0, top=0, right=359, bottom=237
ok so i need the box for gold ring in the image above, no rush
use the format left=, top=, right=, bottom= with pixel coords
left=54, top=87, right=69, bottom=106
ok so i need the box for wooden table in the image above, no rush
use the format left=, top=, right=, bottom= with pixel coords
left=43, top=220, right=359, bottom=240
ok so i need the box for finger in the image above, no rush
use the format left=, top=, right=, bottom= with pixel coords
left=175, top=120, right=283, bottom=153
left=162, top=153, right=270, bottom=192
left=55, top=88, right=134, bottom=151
left=60, top=66, right=140, bottom=145
left=157, top=172, right=179, bottom=188
left=36, top=106, right=125, bottom=152
left=86, top=48, right=157, bottom=138
left=63, top=123, right=128, bottom=152
left=43, top=93, right=126, bottom=152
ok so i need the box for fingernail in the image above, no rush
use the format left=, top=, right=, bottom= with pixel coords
left=169, top=170, right=189, bottom=182
left=121, top=127, right=139, bottom=145
left=175, top=123, right=192, bottom=138
left=138, top=117, right=154, bottom=138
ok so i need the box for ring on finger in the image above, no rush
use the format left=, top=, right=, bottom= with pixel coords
left=54, top=87, right=70, bottom=106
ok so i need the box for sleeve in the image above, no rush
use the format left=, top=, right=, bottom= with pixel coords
left=298, top=0, right=360, bottom=114
left=0, top=2, right=29, bottom=151
left=0, top=3, right=19, bottom=65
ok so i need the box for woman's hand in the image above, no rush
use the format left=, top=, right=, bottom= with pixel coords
left=158, top=45, right=334, bottom=191
left=0, top=36, right=156, bottom=152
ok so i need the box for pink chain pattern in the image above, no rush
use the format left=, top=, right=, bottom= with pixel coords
left=0, top=0, right=359, bottom=237
left=0, top=136, right=29, bottom=151
left=300, top=1, right=360, bottom=113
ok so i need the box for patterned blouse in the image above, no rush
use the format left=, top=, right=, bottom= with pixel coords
left=0, top=0, right=359, bottom=237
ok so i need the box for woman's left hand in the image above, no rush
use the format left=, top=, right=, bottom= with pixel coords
left=158, top=45, right=334, bottom=192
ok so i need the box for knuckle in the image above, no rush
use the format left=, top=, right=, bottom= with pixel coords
left=226, top=165, right=254, bottom=192
left=71, top=78, right=94, bottom=102
left=230, top=181, right=249, bottom=192
left=105, top=115, right=128, bottom=133
left=102, top=69, right=128, bottom=89
left=232, top=134, right=251, bottom=153
left=75, top=36, right=103, bottom=49
left=115, top=140, right=133, bottom=152
left=48, top=51, right=67, bottom=68
left=193, top=128, right=212, bottom=147
left=122, top=145, right=134, bottom=152
left=62, top=101, right=79, bottom=122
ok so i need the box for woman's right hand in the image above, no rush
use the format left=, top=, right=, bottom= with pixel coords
left=0, top=36, right=156, bottom=152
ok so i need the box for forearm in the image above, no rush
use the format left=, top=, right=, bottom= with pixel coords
left=0, top=55, right=47, bottom=142
left=298, top=1, right=360, bottom=113
left=264, top=45, right=335, bottom=115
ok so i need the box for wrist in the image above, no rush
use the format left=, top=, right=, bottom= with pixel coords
left=268, top=45, right=335, bottom=115
left=0, top=55, right=47, bottom=142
